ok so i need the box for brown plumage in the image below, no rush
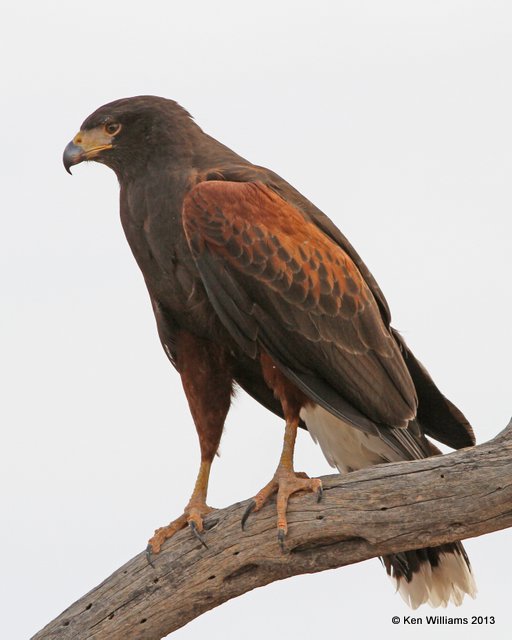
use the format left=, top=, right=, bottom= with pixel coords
left=64, top=95, right=476, bottom=608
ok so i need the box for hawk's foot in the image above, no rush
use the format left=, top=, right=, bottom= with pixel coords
left=242, top=470, right=322, bottom=548
left=147, top=501, right=214, bottom=557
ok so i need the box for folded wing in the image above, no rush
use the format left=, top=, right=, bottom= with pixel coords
left=183, top=180, right=418, bottom=432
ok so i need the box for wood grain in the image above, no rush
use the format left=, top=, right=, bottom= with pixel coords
left=32, top=422, right=512, bottom=640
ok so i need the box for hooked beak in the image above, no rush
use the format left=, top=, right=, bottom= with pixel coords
left=63, top=127, right=114, bottom=174
left=63, top=141, right=84, bottom=174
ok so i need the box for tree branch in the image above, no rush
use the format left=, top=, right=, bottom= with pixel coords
left=32, top=421, right=512, bottom=640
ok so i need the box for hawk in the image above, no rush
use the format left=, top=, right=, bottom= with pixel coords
left=63, top=96, right=476, bottom=608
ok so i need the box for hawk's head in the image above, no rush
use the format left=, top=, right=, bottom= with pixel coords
left=63, top=96, right=197, bottom=180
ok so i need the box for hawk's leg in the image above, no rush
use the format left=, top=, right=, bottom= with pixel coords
left=242, top=353, right=322, bottom=546
left=147, top=332, right=233, bottom=555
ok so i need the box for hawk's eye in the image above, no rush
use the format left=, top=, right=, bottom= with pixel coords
left=105, top=122, right=121, bottom=136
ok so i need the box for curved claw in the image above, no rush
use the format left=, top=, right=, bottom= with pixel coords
left=146, top=544, right=155, bottom=568
left=241, top=499, right=256, bottom=530
left=277, top=528, right=286, bottom=552
left=189, top=520, right=208, bottom=549
left=316, top=485, right=324, bottom=503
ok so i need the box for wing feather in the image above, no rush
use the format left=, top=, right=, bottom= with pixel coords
left=184, top=180, right=417, bottom=429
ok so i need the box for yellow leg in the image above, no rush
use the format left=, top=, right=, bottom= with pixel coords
left=148, top=459, right=214, bottom=554
left=242, top=418, right=322, bottom=546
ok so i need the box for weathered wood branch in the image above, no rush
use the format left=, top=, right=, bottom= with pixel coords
left=33, top=422, right=512, bottom=640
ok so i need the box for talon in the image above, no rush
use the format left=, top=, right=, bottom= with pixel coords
left=316, top=485, right=323, bottom=503
left=277, top=528, right=286, bottom=552
left=189, top=520, right=208, bottom=549
left=241, top=499, right=256, bottom=530
left=146, top=544, right=155, bottom=568
left=147, top=506, right=211, bottom=554
left=247, top=469, right=321, bottom=548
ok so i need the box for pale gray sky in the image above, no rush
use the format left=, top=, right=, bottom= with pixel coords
left=1, top=1, right=511, bottom=639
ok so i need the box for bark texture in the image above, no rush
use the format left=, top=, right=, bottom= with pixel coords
left=32, top=422, right=512, bottom=640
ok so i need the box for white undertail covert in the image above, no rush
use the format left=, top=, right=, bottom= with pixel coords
left=301, top=404, right=477, bottom=608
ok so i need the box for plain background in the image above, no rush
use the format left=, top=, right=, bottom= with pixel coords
left=1, top=1, right=511, bottom=638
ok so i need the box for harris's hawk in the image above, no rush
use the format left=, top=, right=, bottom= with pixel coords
left=63, top=96, right=477, bottom=608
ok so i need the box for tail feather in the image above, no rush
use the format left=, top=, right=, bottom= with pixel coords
left=383, top=544, right=477, bottom=609
left=301, top=404, right=477, bottom=608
